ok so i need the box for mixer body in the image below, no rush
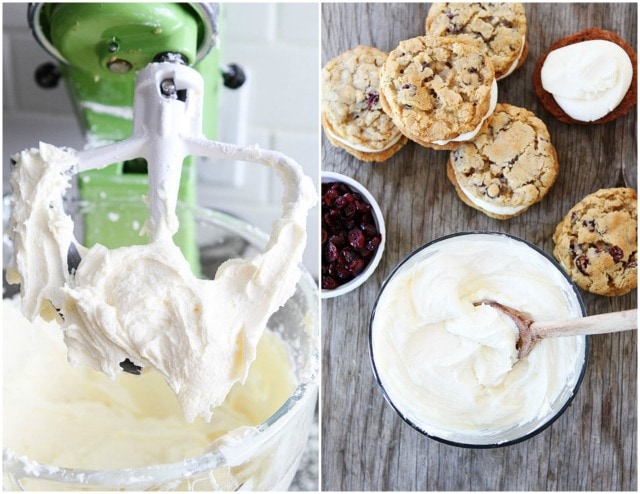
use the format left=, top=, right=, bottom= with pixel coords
left=28, top=3, right=226, bottom=253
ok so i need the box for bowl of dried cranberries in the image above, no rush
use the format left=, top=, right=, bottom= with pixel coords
left=321, top=171, right=386, bottom=298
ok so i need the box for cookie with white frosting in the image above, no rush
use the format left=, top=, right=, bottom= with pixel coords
left=425, top=2, right=528, bottom=80
left=321, top=45, right=408, bottom=162
left=379, top=35, right=497, bottom=151
left=533, top=28, right=637, bottom=124
left=447, top=103, right=558, bottom=219
left=553, top=188, right=637, bottom=296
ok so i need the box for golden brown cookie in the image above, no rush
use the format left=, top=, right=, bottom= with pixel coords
left=447, top=103, right=558, bottom=219
left=425, top=2, right=528, bottom=80
left=321, top=46, right=408, bottom=162
left=553, top=188, right=637, bottom=296
left=378, top=35, right=497, bottom=151
left=533, top=28, right=637, bottom=125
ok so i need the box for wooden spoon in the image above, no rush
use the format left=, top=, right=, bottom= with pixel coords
left=474, top=300, right=637, bottom=359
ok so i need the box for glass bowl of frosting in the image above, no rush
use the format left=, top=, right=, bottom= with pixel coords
left=369, top=231, right=588, bottom=448
left=3, top=198, right=319, bottom=490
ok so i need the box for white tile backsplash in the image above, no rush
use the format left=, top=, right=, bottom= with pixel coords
left=222, top=3, right=276, bottom=44
left=3, top=3, right=320, bottom=278
left=277, top=3, right=320, bottom=46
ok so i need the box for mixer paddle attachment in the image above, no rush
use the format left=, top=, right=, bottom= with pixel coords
left=76, top=61, right=311, bottom=243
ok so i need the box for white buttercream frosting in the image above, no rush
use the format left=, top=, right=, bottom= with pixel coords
left=458, top=184, right=527, bottom=216
left=3, top=296, right=295, bottom=474
left=541, top=39, right=633, bottom=122
left=371, top=234, right=585, bottom=440
left=7, top=142, right=315, bottom=423
left=433, top=79, right=498, bottom=145
left=498, top=35, right=527, bottom=81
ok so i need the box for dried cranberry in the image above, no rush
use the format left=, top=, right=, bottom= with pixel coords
left=348, top=257, right=365, bottom=275
left=322, top=276, right=337, bottom=290
left=336, top=264, right=351, bottom=279
left=355, top=200, right=370, bottom=213
left=365, top=91, right=379, bottom=111
left=342, top=203, right=357, bottom=218
left=348, top=228, right=366, bottom=249
left=366, top=234, right=382, bottom=251
left=323, top=187, right=338, bottom=206
left=575, top=255, right=590, bottom=275
left=334, top=196, right=347, bottom=209
left=325, top=242, right=339, bottom=263
left=362, top=223, right=378, bottom=237
left=609, top=246, right=624, bottom=262
left=341, top=247, right=358, bottom=264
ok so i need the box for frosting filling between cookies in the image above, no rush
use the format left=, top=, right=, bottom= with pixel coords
left=540, top=39, right=633, bottom=122
left=459, top=183, right=528, bottom=216
left=325, top=127, right=404, bottom=154
left=432, top=80, right=498, bottom=145
left=498, top=36, right=527, bottom=81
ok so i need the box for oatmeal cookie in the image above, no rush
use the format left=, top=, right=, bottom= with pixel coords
left=379, top=35, right=497, bottom=151
left=447, top=103, right=558, bottom=219
left=321, top=45, right=408, bottom=162
left=553, top=188, right=637, bottom=296
left=533, top=28, right=637, bottom=124
left=425, top=2, right=528, bottom=80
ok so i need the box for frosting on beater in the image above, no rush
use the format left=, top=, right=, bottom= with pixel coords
left=8, top=142, right=316, bottom=422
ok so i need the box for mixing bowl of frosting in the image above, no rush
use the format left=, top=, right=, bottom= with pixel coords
left=369, top=232, right=588, bottom=447
left=3, top=197, right=319, bottom=491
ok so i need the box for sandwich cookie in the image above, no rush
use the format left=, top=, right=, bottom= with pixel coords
left=379, top=36, right=497, bottom=151
left=534, top=28, right=637, bottom=124
left=425, top=2, right=528, bottom=80
left=322, top=45, right=408, bottom=162
left=553, top=188, right=637, bottom=296
left=447, top=103, right=558, bottom=219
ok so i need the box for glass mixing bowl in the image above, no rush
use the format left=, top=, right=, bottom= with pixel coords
left=369, top=231, right=588, bottom=448
left=3, top=197, right=319, bottom=490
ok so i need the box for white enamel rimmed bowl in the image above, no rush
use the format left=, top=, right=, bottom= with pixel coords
left=321, top=171, right=386, bottom=299
left=369, top=231, right=589, bottom=448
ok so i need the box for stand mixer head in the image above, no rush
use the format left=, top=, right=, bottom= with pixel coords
left=27, top=3, right=244, bottom=263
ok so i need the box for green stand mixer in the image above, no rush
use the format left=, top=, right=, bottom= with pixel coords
left=28, top=2, right=246, bottom=269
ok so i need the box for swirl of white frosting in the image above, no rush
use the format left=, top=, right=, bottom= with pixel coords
left=371, top=234, right=585, bottom=441
left=541, top=39, right=633, bottom=122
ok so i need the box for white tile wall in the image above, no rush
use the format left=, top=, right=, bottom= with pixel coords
left=2, top=2, right=320, bottom=278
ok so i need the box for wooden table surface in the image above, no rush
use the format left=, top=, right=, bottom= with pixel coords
left=320, top=3, right=637, bottom=491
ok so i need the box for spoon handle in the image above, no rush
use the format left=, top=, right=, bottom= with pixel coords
left=532, top=309, right=638, bottom=338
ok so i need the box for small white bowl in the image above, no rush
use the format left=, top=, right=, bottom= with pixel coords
left=321, top=172, right=386, bottom=299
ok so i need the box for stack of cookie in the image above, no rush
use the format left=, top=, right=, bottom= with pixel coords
left=322, top=3, right=529, bottom=159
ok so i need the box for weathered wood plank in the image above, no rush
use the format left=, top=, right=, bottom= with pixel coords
left=321, top=3, right=637, bottom=491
